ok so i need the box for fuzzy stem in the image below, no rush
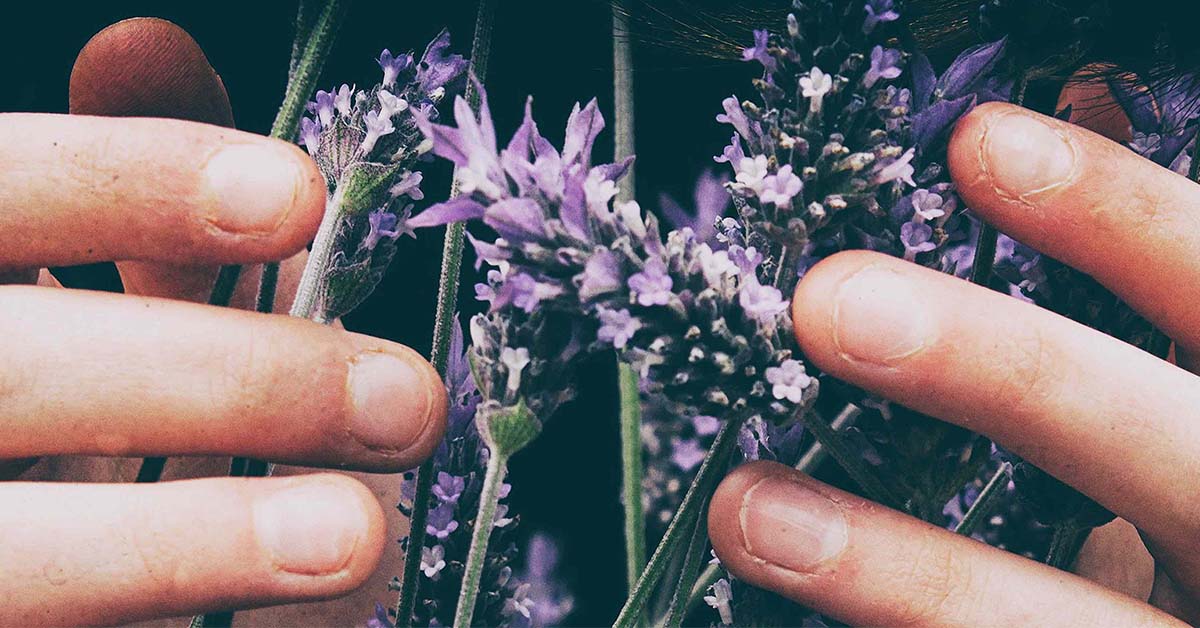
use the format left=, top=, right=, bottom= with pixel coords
left=954, top=462, right=1011, bottom=537
left=660, top=509, right=709, bottom=628
left=613, top=414, right=744, bottom=628
left=618, top=363, right=647, bottom=592
left=611, top=2, right=646, bottom=605
left=288, top=194, right=342, bottom=322
left=289, top=0, right=315, bottom=80
left=188, top=2, right=348, bottom=626
left=395, top=3, right=495, bottom=624
left=451, top=449, right=508, bottom=628
left=804, top=405, right=906, bottom=510
left=1045, top=522, right=1088, bottom=570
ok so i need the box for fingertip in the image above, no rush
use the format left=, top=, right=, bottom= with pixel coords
left=343, top=334, right=448, bottom=471
left=791, top=250, right=892, bottom=373
left=708, top=460, right=780, bottom=570
left=946, top=101, right=1011, bottom=208
left=70, top=17, right=234, bottom=127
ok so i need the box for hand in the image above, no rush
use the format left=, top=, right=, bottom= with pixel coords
left=709, top=100, right=1200, bottom=626
left=0, top=19, right=447, bottom=625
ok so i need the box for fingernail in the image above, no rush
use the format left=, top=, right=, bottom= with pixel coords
left=740, top=474, right=848, bottom=572
left=254, top=482, right=367, bottom=575
left=983, top=112, right=1077, bottom=198
left=203, top=143, right=300, bottom=234
left=346, top=350, right=434, bottom=451
left=832, top=265, right=934, bottom=365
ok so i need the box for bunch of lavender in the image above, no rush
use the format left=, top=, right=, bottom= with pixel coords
left=290, top=30, right=467, bottom=322
left=409, top=90, right=815, bottom=429
left=391, top=317, right=533, bottom=627
left=715, top=0, right=1017, bottom=521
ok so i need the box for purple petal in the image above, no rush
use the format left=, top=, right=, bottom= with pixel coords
left=562, top=99, right=605, bottom=167
left=408, top=197, right=487, bottom=228
left=935, top=37, right=1008, bottom=102
left=910, top=51, right=936, bottom=110
left=912, top=94, right=976, bottom=151
left=483, top=197, right=546, bottom=243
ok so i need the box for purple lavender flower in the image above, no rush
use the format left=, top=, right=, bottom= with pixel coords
left=596, top=306, right=642, bottom=349
left=900, top=221, right=937, bottom=260
left=863, top=0, right=899, bottom=33
left=670, top=437, right=707, bottom=471
left=516, top=533, right=575, bottom=627
left=295, top=31, right=465, bottom=323
left=864, top=46, right=903, bottom=88
left=741, top=29, right=777, bottom=73
left=431, top=472, right=465, bottom=503
left=426, top=502, right=459, bottom=540
left=412, top=86, right=811, bottom=426
left=378, top=49, right=413, bottom=88
left=628, top=257, right=673, bottom=306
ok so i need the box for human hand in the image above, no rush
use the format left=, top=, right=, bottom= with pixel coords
left=708, top=100, right=1200, bottom=626
left=0, top=18, right=447, bottom=626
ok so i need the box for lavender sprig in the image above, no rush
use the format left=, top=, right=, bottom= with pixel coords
left=290, top=30, right=467, bottom=322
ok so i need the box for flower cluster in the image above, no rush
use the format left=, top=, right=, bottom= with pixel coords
left=392, top=318, right=531, bottom=627
left=295, top=30, right=467, bottom=321
left=410, top=87, right=816, bottom=426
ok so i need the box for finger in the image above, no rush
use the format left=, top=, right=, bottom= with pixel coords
left=791, top=251, right=1200, bottom=557
left=1055, top=65, right=1136, bottom=142
left=68, top=18, right=305, bottom=307
left=0, top=474, right=384, bottom=626
left=708, top=461, right=1181, bottom=627
left=0, top=113, right=323, bottom=268
left=0, top=286, right=447, bottom=471
left=1072, top=518, right=1155, bottom=602
left=948, top=102, right=1200, bottom=351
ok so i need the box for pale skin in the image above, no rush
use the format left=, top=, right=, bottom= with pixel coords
left=6, top=16, right=1198, bottom=628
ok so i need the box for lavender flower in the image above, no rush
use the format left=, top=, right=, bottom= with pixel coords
left=395, top=317, right=531, bottom=627
left=514, top=533, right=575, bottom=627
left=411, top=86, right=813, bottom=426
left=292, top=30, right=466, bottom=322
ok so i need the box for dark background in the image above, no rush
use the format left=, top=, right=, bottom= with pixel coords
left=0, top=1, right=761, bottom=623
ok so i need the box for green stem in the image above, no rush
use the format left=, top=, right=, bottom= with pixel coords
left=660, top=510, right=709, bottom=628
left=618, top=363, right=647, bottom=594
left=954, top=462, right=1011, bottom=537
left=395, top=3, right=495, bottom=625
left=794, top=403, right=858, bottom=472
left=451, top=448, right=508, bottom=628
left=288, top=194, right=342, bottom=322
left=613, top=413, right=745, bottom=628
left=611, top=4, right=646, bottom=607
left=1045, top=522, right=1088, bottom=570
left=804, top=406, right=906, bottom=510
left=289, top=0, right=315, bottom=80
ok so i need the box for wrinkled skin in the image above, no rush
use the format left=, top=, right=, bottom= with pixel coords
left=1, top=18, right=446, bottom=626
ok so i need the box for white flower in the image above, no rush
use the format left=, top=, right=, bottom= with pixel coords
left=874, top=147, right=916, bottom=187
left=503, top=583, right=535, bottom=619
left=377, top=89, right=409, bottom=119
left=616, top=200, right=647, bottom=239
left=584, top=169, right=619, bottom=213
left=704, top=578, right=734, bottom=625
left=734, top=154, right=770, bottom=194
left=911, top=188, right=946, bottom=222
left=493, top=504, right=515, bottom=528
left=765, top=359, right=812, bottom=403
left=799, top=66, right=833, bottom=114
left=333, top=84, right=354, bottom=117
left=698, top=245, right=739, bottom=285
left=421, top=544, right=446, bottom=579
left=360, top=109, right=395, bottom=155
left=757, top=164, right=803, bottom=208
left=500, top=347, right=531, bottom=393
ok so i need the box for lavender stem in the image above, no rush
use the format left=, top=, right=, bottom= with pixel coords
left=954, top=462, right=1011, bottom=537
left=394, top=2, right=495, bottom=623
left=613, top=413, right=745, bottom=628
left=611, top=0, right=647, bottom=604
left=452, top=445, right=509, bottom=628
left=288, top=190, right=343, bottom=322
